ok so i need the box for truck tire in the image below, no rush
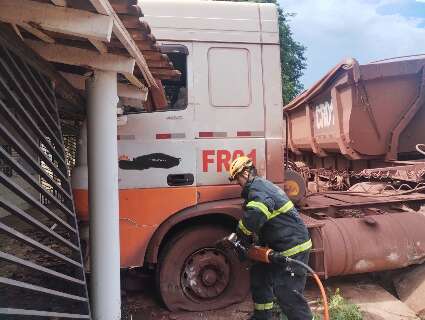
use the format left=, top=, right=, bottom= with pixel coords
left=156, top=224, right=250, bottom=311
left=284, top=169, right=307, bottom=203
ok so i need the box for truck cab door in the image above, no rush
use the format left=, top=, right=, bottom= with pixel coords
left=117, top=42, right=196, bottom=190
left=192, top=42, right=266, bottom=186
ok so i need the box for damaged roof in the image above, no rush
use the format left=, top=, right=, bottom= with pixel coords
left=0, top=0, right=181, bottom=115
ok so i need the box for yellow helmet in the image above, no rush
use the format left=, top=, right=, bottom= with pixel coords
left=229, top=156, right=253, bottom=181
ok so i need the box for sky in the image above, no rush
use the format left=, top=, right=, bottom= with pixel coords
left=279, top=0, right=425, bottom=88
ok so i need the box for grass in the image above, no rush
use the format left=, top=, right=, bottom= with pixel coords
left=313, top=288, right=363, bottom=320
left=272, top=288, right=363, bottom=320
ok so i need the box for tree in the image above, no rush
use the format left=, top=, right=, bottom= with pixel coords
left=218, top=0, right=307, bottom=105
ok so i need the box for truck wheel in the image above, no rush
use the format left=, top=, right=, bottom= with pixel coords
left=284, top=169, right=307, bottom=203
left=156, top=224, right=250, bottom=311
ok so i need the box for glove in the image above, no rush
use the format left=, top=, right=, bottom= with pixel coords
left=235, top=228, right=254, bottom=247
left=233, top=239, right=249, bottom=261
left=216, top=233, right=249, bottom=261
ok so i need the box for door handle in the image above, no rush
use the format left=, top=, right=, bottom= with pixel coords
left=167, top=174, right=194, bottom=186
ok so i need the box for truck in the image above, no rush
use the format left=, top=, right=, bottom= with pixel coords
left=284, top=56, right=425, bottom=192
left=72, top=0, right=283, bottom=311
left=71, top=0, right=425, bottom=312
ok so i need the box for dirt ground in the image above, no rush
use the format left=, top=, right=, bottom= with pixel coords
left=121, top=270, right=325, bottom=320
left=121, top=270, right=424, bottom=320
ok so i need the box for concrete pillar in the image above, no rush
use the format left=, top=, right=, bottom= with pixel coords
left=86, top=70, right=121, bottom=320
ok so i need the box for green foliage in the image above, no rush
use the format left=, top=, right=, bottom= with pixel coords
left=314, top=288, right=363, bottom=320
left=217, top=0, right=307, bottom=104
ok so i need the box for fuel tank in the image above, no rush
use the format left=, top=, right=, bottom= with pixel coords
left=308, top=212, right=425, bottom=277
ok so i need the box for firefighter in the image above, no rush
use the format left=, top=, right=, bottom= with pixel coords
left=228, top=156, right=313, bottom=320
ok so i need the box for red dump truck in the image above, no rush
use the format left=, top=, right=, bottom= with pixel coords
left=284, top=56, right=425, bottom=279
left=285, top=57, right=425, bottom=189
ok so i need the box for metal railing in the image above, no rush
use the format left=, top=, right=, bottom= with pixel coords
left=0, top=32, right=90, bottom=319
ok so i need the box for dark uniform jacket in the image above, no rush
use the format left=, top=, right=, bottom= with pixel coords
left=237, top=176, right=311, bottom=256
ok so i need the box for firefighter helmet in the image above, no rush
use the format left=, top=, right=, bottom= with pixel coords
left=229, top=156, right=253, bottom=181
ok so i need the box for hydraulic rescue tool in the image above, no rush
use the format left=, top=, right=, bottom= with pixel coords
left=219, top=233, right=330, bottom=320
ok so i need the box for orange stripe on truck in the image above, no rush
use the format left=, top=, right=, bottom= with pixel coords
left=73, top=187, right=197, bottom=267
left=72, top=185, right=245, bottom=267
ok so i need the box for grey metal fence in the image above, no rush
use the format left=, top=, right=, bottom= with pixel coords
left=0, top=31, right=90, bottom=319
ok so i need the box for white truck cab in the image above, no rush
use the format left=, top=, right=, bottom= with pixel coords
left=72, top=0, right=284, bottom=311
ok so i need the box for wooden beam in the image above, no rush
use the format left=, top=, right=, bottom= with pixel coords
left=0, top=0, right=113, bottom=42
left=142, top=52, right=168, bottom=61
left=60, top=72, right=147, bottom=101
left=50, top=0, right=67, bottom=6
left=47, top=0, right=107, bottom=55
left=11, top=24, right=23, bottom=40
left=88, top=0, right=157, bottom=88
left=155, top=75, right=180, bottom=81
left=147, top=60, right=174, bottom=69
left=112, top=4, right=142, bottom=16
left=109, top=38, right=159, bottom=51
left=19, top=23, right=55, bottom=44
left=124, top=73, right=146, bottom=90
left=126, top=29, right=155, bottom=42
left=26, top=39, right=135, bottom=74
left=150, top=68, right=181, bottom=78
left=121, top=17, right=150, bottom=32
left=0, top=24, right=84, bottom=110
left=150, top=79, right=168, bottom=110
left=118, top=82, right=147, bottom=101
left=110, top=0, right=137, bottom=6
left=89, top=39, right=108, bottom=54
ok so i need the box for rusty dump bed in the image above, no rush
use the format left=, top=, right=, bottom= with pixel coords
left=284, top=57, right=425, bottom=161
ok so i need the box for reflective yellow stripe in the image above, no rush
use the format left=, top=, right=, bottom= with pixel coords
left=254, top=302, right=274, bottom=311
left=278, top=201, right=294, bottom=214
left=247, top=200, right=294, bottom=221
left=281, top=239, right=312, bottom=257
left=238, top=220, right=252, bottom=236
left=246, top=201, right=271, bottom=219
left=269, top=201, right=294, bottom=219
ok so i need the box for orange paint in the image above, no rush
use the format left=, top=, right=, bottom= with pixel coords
left=73, top=187, right=197, bottom=267
left=73, top=182, right=284, bottom=267
left=73, top=189, right=89, bottom=221
left=119, top=220, right=155, bottom=267
left=197, top=185, right=241, bottom=203
left=118, top=187, right=197, bottom=225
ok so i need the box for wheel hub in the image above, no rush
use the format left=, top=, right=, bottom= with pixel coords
left=181, top=248, right=230, bottom=300
left=202, top=269, right=217, bottom=286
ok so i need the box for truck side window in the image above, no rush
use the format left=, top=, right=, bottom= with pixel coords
left=121, top=45, right=188, bottom=113
left=161, top=45, right=188, bottom=111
